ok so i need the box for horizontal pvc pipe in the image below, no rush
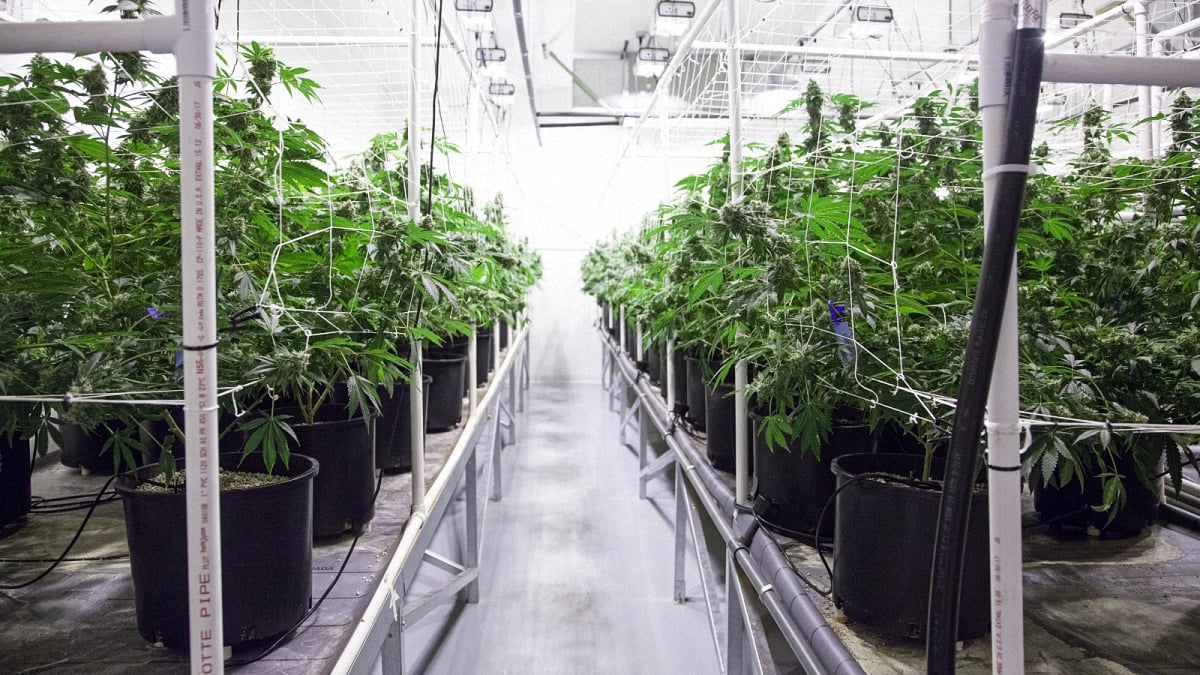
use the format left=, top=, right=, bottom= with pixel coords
left=603, top=330, right=863, bottom=675
left=1043, top=53, right=1200, bottom=87
left=1043, top=3, right=1129, bottom=50
left=333, top=328, right=529, bottom=672
left=0, top=15, right=180, bottom=55
left=691, top=41, right=977, bottom=64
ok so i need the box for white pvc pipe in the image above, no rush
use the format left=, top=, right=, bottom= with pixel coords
left=692, top=40, right=978, bottom=64
left=979, top=3, right=1023, bottom=674
left=636, top=323, right=644, bottom=363
left=1042, top=52, right=1200, bottom=88
left=408, top=0, right=425, bottom=516
left=1126, top=2, right=1154, bottom=161
left=468, top=326, right=478, bottom=417
left=1, top=7, right=223, bottom=671
left=734, top=360, right=749, bottom=505
left=407, top=0, right=421, bottom=227
left=0, top=15, right=180, bottom=54
left=410, top=341, right=426, bottom=512
left=493, top=318, right=501, bottom=378
left=619, top=305, right=627, bottom=354
left=725, top=0, right=750, bottom=508
left=1151, top=38, right=1164, bottom=157
left=666, top=338, right=677, bottom=412
left=1043, top=3, right=1129, bottom=50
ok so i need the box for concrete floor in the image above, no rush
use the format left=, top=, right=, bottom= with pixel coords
left=402, top=382, right=719, bottom=675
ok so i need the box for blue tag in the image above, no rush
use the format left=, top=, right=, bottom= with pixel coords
left=828, top=300, right=855, bottom=364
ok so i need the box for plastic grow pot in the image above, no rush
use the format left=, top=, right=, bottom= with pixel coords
left=423, top=355, right=467, bottom=431
left=280, top=406, right=377, bottom=538
left=376, top=375, right=432, bottom=472
left=830, top=452, right=990, bottom=641
left=115, top=452, right=318, bottom=650
left=0, top=435, right=31, bottom=535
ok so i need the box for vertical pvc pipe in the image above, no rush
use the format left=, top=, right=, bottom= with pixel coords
left=619, top=305, right=627, bottom=354
left=636, top=323, right=644, bottom=363
left=1126, top=1, right=1154, bottom=160
left=979, top=2, right=1024, bottom=674
left=666, top=338, right=677, bottom=412
left=1151, top=37, right=1164, bottom=157
left=468, top=325, right=478, bottom=417
left=410, top=340, right=426, bottom=511
left=493, top=318, right=501, bottom=377
left=176, top=0, right=223, bottom=671
left=408, top=0, right=425, bottom=515
left=725, top=0, right=750, bottom=507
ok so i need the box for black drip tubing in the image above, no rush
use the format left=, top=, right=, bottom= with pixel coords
left=925, top=26, right=1045, bottom=673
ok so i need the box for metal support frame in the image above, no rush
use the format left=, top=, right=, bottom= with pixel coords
left=335, top=329, right=530, bottom=674
left=600, top=327, right=860, bottom=675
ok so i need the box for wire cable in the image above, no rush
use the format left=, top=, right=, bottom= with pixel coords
left=0, top=475, right=118, bottom=590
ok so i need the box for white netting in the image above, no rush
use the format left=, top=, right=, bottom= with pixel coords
left=0, top=0, right=515, bottom=429
left=608, top=0, right=1200, bottom=442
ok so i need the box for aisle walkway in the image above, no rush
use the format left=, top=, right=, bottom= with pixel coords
left=405, top=382, right=718, bottom=675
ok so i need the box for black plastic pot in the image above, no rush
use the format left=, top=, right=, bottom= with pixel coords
left=115, top=452, right=318, bottom=650
left=647, top=342, right=662, bottom=385
left=376, top=375, right=431, bottom=472
left=423, top=356, right=467, bottom=431
left=284, top=407, right=376, bottom=538
left=623, top=322, right=637, bottom=360
left=0, top=435, right=31, bottom=534
left=498, top=319, right=510, bottom=350
left=59, top=421, right=123, bottom=474
left=1034, top=446, right=1161, bottom=539
left=670, top=349, right=688, bottom=414
left=684, top=356, right=712, bottom=432
left=752, top=416, right=869, bottom=538
left=706, top=381, right=755, bottom=473
left=831, top=452, right=990, bottom=641
left=476, top=330, right=494, bottom=385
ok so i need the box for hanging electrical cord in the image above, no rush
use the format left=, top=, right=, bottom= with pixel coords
left=925, top=19, right=1045, bottom=673
left=0, top=475, right=118, bottom=590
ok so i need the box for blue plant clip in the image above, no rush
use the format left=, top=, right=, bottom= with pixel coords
left=828, top=300, right=855, bottom=365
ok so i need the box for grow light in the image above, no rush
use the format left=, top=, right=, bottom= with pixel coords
left=476, top=46, right=507, bottom=78
left=489, top=81, right=515, bottom=96
left=635, top=46, right=670, bottom=79
left=842, top=4, right=894, bottom=40
left=653, top=1, right=695, bottom=38
left=1058, top=12, right=1092, bottom=28
left=455, top=0, right=494, bottom=33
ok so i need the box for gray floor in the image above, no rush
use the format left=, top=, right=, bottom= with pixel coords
left=404, top=382, right=720, bottom=675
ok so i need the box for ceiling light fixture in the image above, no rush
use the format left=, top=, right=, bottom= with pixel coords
left=635, top=46, right=671, bottom=79
left=489, top=80, right=516, bottom=106
left=476, top=44, right=508, bottom=78
left=653, top=1, right=696, bottom=38
left=1058, top=12, right=1092, bottom=28
left=842, top=4, right=894, bottom=40
left=455, top=0, right=494, bottom=33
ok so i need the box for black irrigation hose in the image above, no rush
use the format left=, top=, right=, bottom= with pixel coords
left=228, top=468, right=386, bottom=667
left=926, top=25, right=1045, bottom=674
left=0, top=475, right=119, bottom=590
left=752, top=510, right=833, bottom=598
left=30, top=490, right=121, bottom=514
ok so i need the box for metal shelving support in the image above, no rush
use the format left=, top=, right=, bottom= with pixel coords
left=599, top=327, right=864, bottom=675
left=336, top=328, right=531, bottom=674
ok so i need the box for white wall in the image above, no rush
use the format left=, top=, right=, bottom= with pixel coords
left=468, top=122, right=709, bottom=384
